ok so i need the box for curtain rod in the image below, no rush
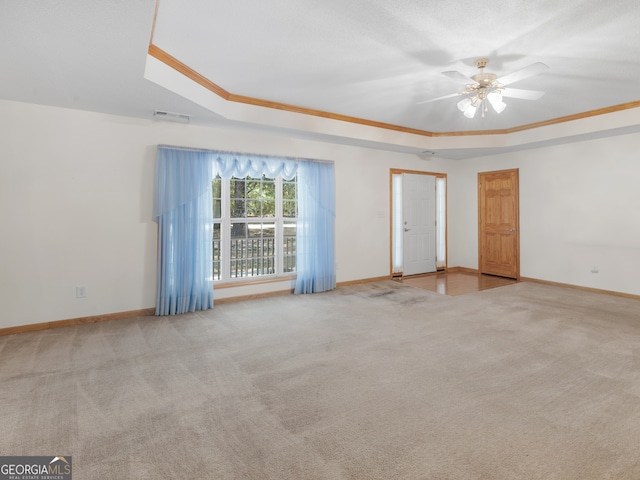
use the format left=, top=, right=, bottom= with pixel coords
left=157, top=144, right=334, bottom=164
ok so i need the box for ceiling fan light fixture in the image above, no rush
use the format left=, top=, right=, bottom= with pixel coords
left=457, top=96, right=472, bottom=112
left=463, top=104, right=477, bottom=118
left=487, top=91, right=507, bottom=113
left=417, top=58, right=547, bottom=119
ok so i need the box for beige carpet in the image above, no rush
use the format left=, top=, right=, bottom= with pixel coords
left=2, top=281, right=640, bottom=479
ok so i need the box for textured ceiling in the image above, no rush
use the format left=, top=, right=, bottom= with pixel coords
left=2, top=0, right=640, bottom=157
left=152, top=0, right=640, bottom=133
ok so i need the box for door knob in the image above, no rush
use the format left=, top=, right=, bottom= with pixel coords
left=509, top=228, right=515, bottom=232
left=404, top=228, right=411, bottom=232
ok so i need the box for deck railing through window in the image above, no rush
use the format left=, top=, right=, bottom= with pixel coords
left=213, top=237, right=296, bottom=280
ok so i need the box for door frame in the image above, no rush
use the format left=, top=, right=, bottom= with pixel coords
left=389, top=168, right=447, bottom=277
left=403, top=173, right=437, bottom=276
left=478, top=168, right=520, bottom=280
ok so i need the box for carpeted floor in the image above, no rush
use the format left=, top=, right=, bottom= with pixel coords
left=2, top=281, right=640, bottom=479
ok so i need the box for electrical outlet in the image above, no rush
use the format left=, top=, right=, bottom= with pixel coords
left=590, top=266, right=599, bottom=274
left=75, top=286, right=86, bottom=298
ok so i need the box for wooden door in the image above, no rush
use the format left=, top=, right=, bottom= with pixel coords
left=478, top=169, right=519, bottom=279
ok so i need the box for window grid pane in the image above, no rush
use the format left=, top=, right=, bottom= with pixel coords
left=215, top=175, right=296, bottom=281
left=212, top=176, right=222, bottom=219
left=283, top=221, right=296, bottom=273
left=230, top=222, right=277, bottom=278
left=212, top=222, right=221, bottom=281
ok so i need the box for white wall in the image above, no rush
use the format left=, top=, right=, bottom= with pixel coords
left=448, top=132, right=640, bottom=296
left=0, top=99, right=450, bottom=329
left=5, top=98, right=636, bottom=330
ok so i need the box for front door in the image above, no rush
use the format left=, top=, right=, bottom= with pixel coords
left=403, top=173, right=436, bottom=276
left=478, top=169, right=520, bottom=279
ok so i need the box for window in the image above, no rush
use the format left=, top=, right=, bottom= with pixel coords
left=154, top=146, right=335, bottom=315
left=212, top=174, right=297, bottom=281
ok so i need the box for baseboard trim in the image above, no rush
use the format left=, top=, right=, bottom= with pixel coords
left=9, top=273, right=632, bottom=337
left=215, top=276, right=295, bottom=289
left=337, top=275, right=391, bottom=287
left=430, top=267, right=640, bottom=301
left=1, top=276, right=395, bottom=337
left=520, top=276, right=640, bottom=301
left=214, top=289, right=294, bottom=305
left=0, top=308, right=156, bottom=337
left=215, top=275, right=393, bottom=303
left=447, top=266, right=480, bottom=274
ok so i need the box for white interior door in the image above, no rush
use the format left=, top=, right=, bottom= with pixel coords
left=402, top=173, right=436, bottom=276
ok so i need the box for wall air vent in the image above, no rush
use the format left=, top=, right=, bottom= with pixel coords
left=153, top=110, right=191, bottom=123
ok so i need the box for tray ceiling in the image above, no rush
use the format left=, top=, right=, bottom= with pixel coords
left=2, top=0, right=640, bottom=158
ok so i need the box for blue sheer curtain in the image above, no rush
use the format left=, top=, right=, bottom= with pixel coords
left=294, top=161, right=336, bottom=294
left=153, top=147, right=214, bottom=315
left=153, top=146, right=335, bottom=315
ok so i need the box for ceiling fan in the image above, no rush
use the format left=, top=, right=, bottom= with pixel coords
left=418, top=58, right=549, bottom=118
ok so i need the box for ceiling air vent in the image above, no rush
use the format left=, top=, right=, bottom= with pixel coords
left=153, top=110, right=191, bottom=123
left=417, top=150, right=436, bottom=160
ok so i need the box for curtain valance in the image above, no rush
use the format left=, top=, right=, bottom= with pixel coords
left=153, top=146, right=298, bottom=220
left=212, top=152, right=298, bottom=181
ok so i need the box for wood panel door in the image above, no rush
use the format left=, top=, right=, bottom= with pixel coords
left=478, top=169, right=520, bottom=279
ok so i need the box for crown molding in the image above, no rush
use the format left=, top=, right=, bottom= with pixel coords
left=147, top=43, right=640, bottom=139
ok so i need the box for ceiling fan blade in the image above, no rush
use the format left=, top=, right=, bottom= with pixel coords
left=442, top=70, right=474, bottom=84
left=496, top=62, right=549, bottom=86
left=416, top=92, right=460, bottom=105
left=501, top=88, right=545, bottom=101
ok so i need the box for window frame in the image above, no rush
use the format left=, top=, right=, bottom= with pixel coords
left=213, top=174, right=297, bottom=284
